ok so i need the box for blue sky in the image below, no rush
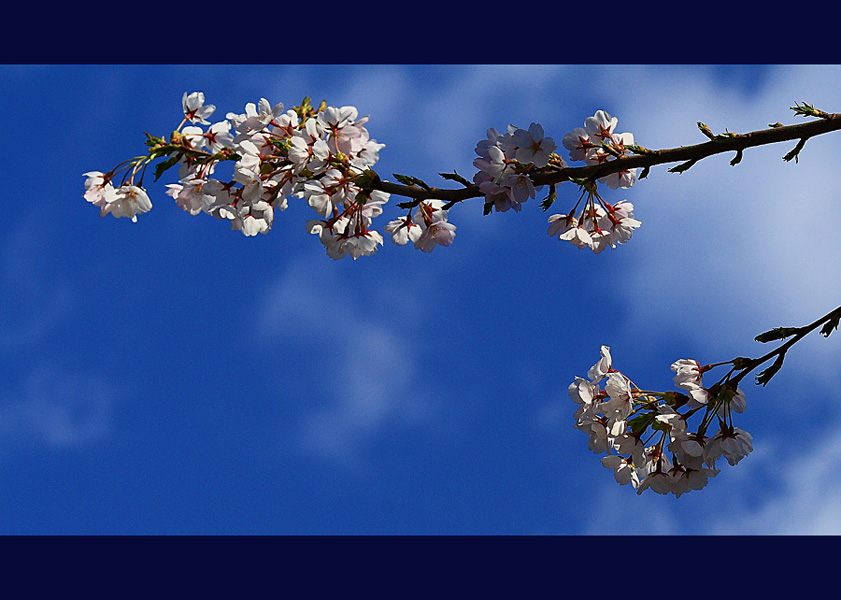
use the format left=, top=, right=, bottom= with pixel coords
left=1, top=64, right=840, bottom=534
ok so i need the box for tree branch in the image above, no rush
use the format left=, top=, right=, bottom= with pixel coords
left=731, top=304, right=841, bottom=387
left=373, top=111, right=841, bottom=205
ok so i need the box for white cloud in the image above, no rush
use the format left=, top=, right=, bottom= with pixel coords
left=580, top=482, right=680, bottom=535
left=708, top=424, right=841, bottom=534
left=294, top=324, right=433, bottom=468
left=0, top=174, right=125, bottom=461
left=0, top=364, right=116, bottom=454
left=600, top=66, right=841, bottom=351
left=414, top=65, right=570, bottom=167
left=331, top=65, right=414, bottom=128
left=257, top=253, right=439, bottom=468
left=0, top=217, right=73, bottom=354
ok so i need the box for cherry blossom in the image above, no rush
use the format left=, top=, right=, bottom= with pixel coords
left=227, top=98, right=284, bottom=138
left=569, top=346, right=752, bottom=497
left=88, top=98, right=652, bottom=262
left=86, top=92, right=396, bottom=251
left=586, top=345, right=612, bottom=383
left=165, top=179, right=212, bottom=215
left=671, top=358, right=712, bottom=408
left=704, top=427, right=754, bottom=467
left=548, top=191, right=641, bottom=253
left=512, top=122, right=556, bottom=168
left=101, top=185, right=152, bottom=223
left=83, top=171, right=118, bottom=208
left=584, top=110, right=619, bottom=142
left=399, top=200, right=457, bottom=253
left=182, top=91, right=215, bottom=125
left=562, top=127, right=596, bottom=162
left=602, top=455, right=639, bottom=486
left=562, top=110, right=639, bottom=191
left=415, top=220, right=457, bottom=253
left=472, top=123, right=560, bottom=213
left=385, top=216, right=422, bottom=246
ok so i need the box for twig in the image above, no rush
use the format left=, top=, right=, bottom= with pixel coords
left=372, top=112, right=841, bottom=206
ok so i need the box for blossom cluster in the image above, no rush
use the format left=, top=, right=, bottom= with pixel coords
left=562, top=110, right=638, bottom=190
left=547, top=111, right=642, bottom=253
left=570, top=346, right=753, bottom=497
left=547, top=196, right=641, bottom=254
left=473, top=123, right=560, bottom=213
left=83, top=174, right=152, bottom=223
left=86, top=97, right=654, bottom=259
left=84, top=92, right=397, bottom=260
left=383, top=200, right=457, bottom=253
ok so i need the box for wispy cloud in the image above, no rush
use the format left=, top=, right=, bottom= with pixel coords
left=0, top=208, right=122, bottom=458
left=598, top=66, right=841, bottom=350
left=0, top=364, right=117, bottom=455
left=578, top=480, right=680, bottom=535
left=707, top=424, right=841, bottom=535
left=256, top=253, right=440, bottom=468
left=0, top=217, right=74, bottom=354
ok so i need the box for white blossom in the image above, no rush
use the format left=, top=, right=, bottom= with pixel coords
left=587, top=345, right=612, bottom=384
left=512, top=122, right=556, bottom=168
left=705, top=427, right=753, bottom=467
left=385, top=216, right=422, bottom=246
left=182, top=91, right=215, bottom=125
left=601, top=455, right=639, bottom=487
left=101, top=185, right=152, bottom=222
left=414, top=220, right=457, bottom=253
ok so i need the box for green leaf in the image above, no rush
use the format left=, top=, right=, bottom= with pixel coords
left=393, top=173, right=430, bottom=189
left=627, top=411, right=656, bottom=436
left=153, top=156, right=180, bottom=182
left=539, top=185, right=557, bottom=211
left=651, top=418, right=671, bottom=433
left=791, top=101, right=817, bottom=118
left=713, top=130, right=738, bottom=141
left=438, top=171, right=471, bottom=187
left=697, top=122, right=715, bottom=140
left=627, top=144, right=652, bottom=155
left=144, top=133, right=166, bottom=147
left=294, top=97, right=313, bottom=119
left=662, top=390, right=689, bottom=409
left=755, top=353, right=786, bottom=387
left=352, top=169, right=380, bottom=192
left=754, top=326, right=800, bottom=343
left=269, top=138, right=290, bottom=152
left=599, top=142, right=620, bottom=157
left=148, top=144, right=180, bottom=161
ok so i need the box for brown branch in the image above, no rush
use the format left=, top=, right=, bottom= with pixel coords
left=730, top=304, right=841, bottom=387
left=373, top=112, right=841, bottom=206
